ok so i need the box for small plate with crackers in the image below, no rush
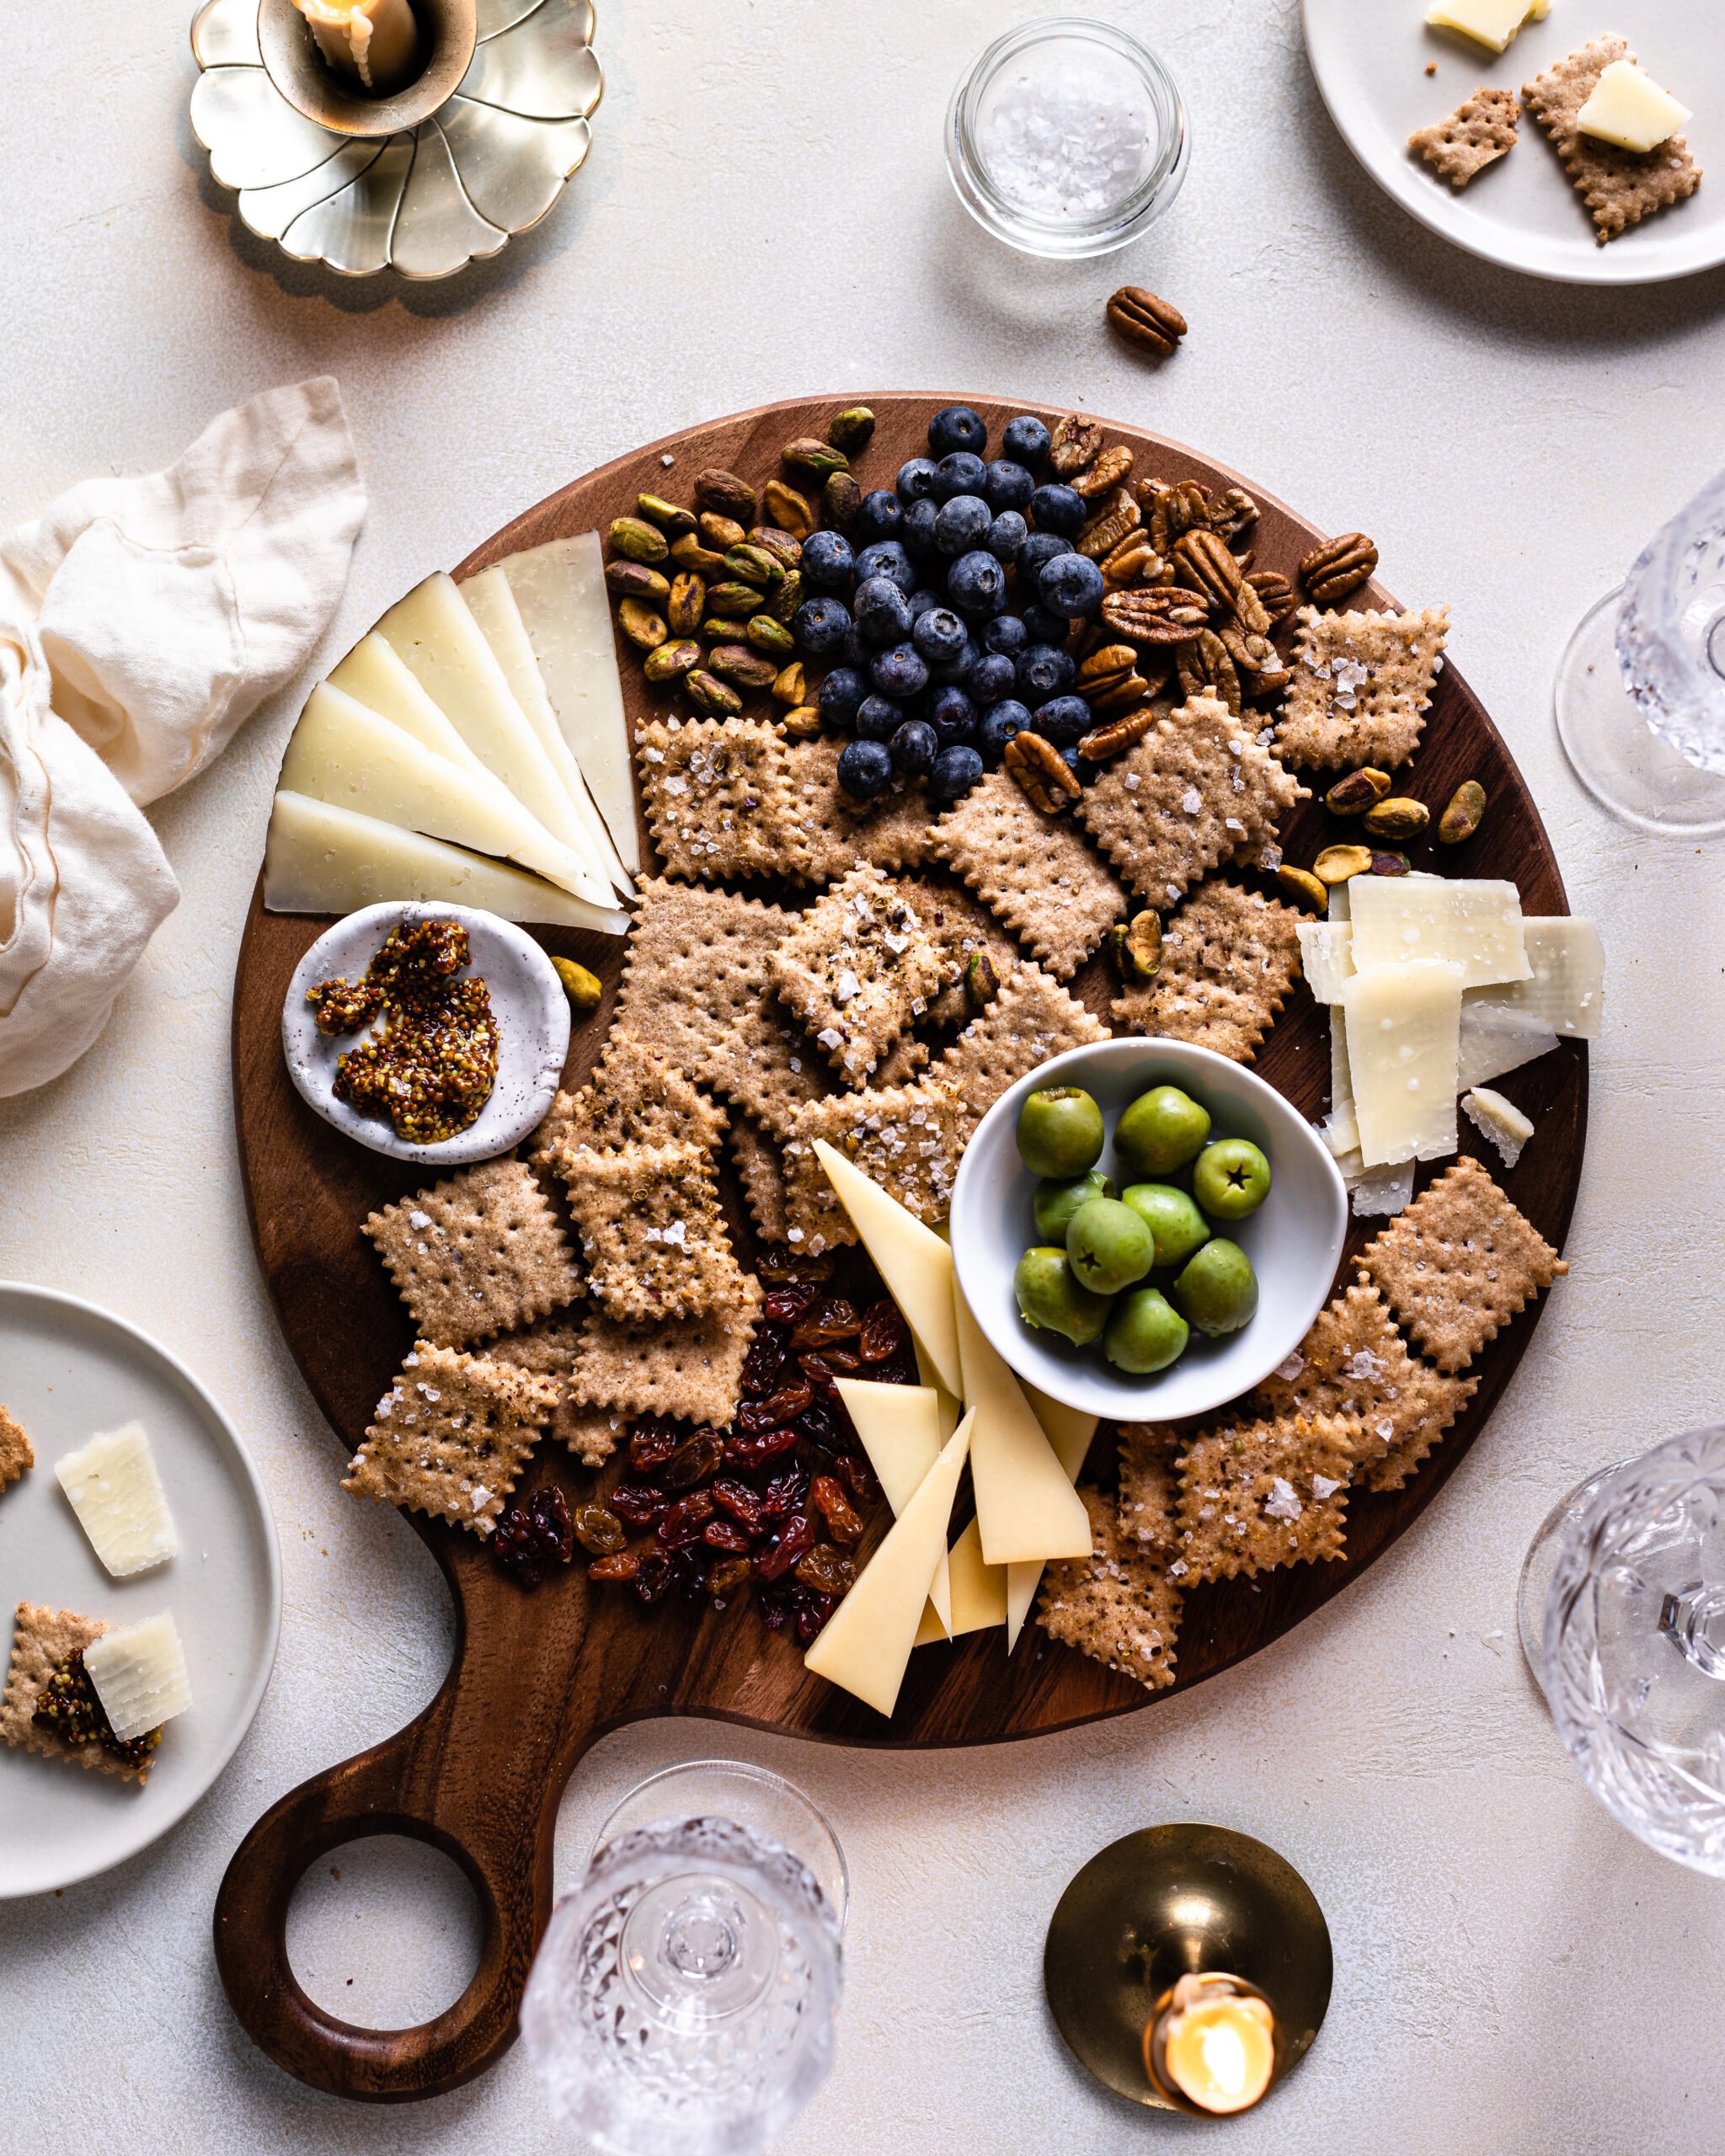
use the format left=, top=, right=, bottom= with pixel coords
left=1304, top=0, right=1725, bottom=282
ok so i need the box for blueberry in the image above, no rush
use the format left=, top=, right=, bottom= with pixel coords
left=817, top=665, right=867, bottom=728
left=913, top=606, right=969, bottom=666
left=854, top=540, right=916, bottom=595
left=1018, top=643, right=1076, bottom=702
left=986, top=510, right=1028, bottom=563
left=799, top=530, right=855, bottom=592
left=932, top=451, right=987, bottom=504
left=902, top=499, right=941, bottom=558
left=838, top=738, right=894, bottom=802
left=978, top=702, right=1028, bottom=766
left=852, top=490, right=904, bottom=547
left=935, top=494, right=992, bottom=558
left=969, top=651, right=1017, bottom=707
left=889, top=718, right=937, bottom=776
left=871, top=643, right=930, bottom=699
left=928, top=686, right=977, bottom=744
left=840, top=626, right=871, bottom=670
left=1034, top=695, right=1092, bottom=747
left=1017, top=530, right=1074, bottom=580
left=983, top=614, right=1029, bottom=658
left=1029, top=483, right=1087, bottom=537
left=855, top=574, right=914, bottom=647
left=948, top=549, right=1007, bottom=618
left=1002, top=416, right=1052, bottom=468
left=905, top=586, right=942, bottom=622
left=929, top=744, right=985, bottom=802
left=932, top=633, right=980, bottom=686
left=1039, top=552, right=1106, bottom=620
left=856, top=694, right=905, bottom=743
left=794, top=597, right=852, bottom=657
left=929, top=405, right=988, bottom=458
left=1022, top=604, right=1071, bottom=647
left=984, top=460, right=1035, bottom=514
left=896, top=458, right=941, bottom=504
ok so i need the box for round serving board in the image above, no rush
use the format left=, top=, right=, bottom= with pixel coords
left=218, top=396, right=1586, bottom=2101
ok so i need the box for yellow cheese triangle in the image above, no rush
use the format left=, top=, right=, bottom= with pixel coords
left=1005, top=1389, right=1099, bottom=1652
left=954, top=1288, right=1093, bottom=1569
left=804, top=1412, right=973, bottom=1717
left=834, top=1378, right=952, bottom=1636
left=329, top=632, right=494, bottom=782
left=916, top=1517, right=1007, bottom=1646
left=814, top=1141, right=963, bottom=1398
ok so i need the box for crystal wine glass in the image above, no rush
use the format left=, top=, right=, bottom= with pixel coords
left=521, top=1762, right=845, bottom=2156
left=1554, top=467, right=1725, bottom=835
left=1524, top=1426, right=1725, bottom=1874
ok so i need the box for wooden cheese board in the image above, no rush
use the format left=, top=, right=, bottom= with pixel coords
left=215, top=395, right=1587, bottom=2102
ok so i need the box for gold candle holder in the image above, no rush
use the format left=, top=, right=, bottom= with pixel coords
left=257, top=0, right=475, bottom=138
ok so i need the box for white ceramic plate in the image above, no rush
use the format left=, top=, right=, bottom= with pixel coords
left=948, top=1039, right=1348, bottom=1423
left=0, top=1284, right=280, bottom=1897
left=282, top=900, right=571, bottom=1167
left=1302, top=0, right=1724, bottom=284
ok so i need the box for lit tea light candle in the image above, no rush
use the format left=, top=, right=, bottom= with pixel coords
left=1145, top=1972, right=1277, bottom=2116
left=292, top=0, right=422, bottom=96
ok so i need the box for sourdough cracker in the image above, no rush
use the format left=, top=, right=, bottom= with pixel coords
left=1, top=1603, right=146, bottom=1781
left=781, top=1080, right=964, bottom=1252
left=769, top=863, right=953, bottom=1084
left=1174, top=1414, right=1359, bottom=1583
left=937, top=963, right=1108, bottom=1142
left=366, top=1160, right=583, bottom=1348
left=0, top=1406, right=33, bottom=1494
left=1277, top=606, right=1450, bottom=771
left=1038, top=1486, right=1183, bottom=1693
left=1525, top=36, right=1701, bottom=243
left=729, top=1113, right=793, bottom=1245
left=1112, top=880, right=1305, bottom=1062
left=1410, top=87, right=1519, bottom=187
left=344, top=1342, right=555, bottom=1535
left=531, top=1029, right=727, bottom=1167
left=487, top=1319, right=624, bottom=1465
left=637, top=717, right=813, bottom=882
left=570, top=1273, right=764, bottom=1428
left=931, top=767, right=1126, bottom=979
left=894, top=875, right=1023, bottom=1027
left=1117, top=1423, right=1182, bottom=1556
left=557, top=1139, right=743, bottom=1322
left=781, top=738, right=936, bottom=878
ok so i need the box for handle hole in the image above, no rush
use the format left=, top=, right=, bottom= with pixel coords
left=285, top=1834, right=484, bottom=2030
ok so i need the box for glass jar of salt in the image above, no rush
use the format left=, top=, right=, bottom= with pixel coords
left=947, top=19, right=1188, bottom=258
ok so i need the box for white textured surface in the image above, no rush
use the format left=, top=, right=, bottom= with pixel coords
left=4, top=3, right=1725, bottom=2149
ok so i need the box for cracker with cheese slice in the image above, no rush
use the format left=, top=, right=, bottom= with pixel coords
left=1112, top=880, right=1305, bottom=1063
left=556, top=1139, right=744, bottom=1324
left=1038, top=1487, right=1183, bottom=1694
left=344, top=1343, right=555, bottom=1536
left=1276, top=606, right=1450, bottom=771
left=938, top=963, right=1108, bottom=1144
left=637, top=717, right=814, bottom=883
left=1, top=1603, right=152, bottom=1781
left=932, top=767, right=1127, bottom=980
left=366, top=1159, right=584, bottom=1348
left=0, top=1406, right=32, bottom=1496
left=780, top=1080, right=964, bottom=1254
left=1525, top=36, right=1701, bottom=245
left=769, top=863, right=954, bottom=1086
left=569, top=1273, right=764, bottom=1428
left=1173, top=1414, right=1361, bottom=1583
left=1410, top=87, right=1521, bottom=188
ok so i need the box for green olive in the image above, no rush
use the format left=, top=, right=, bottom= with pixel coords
left=1191, top=1139, right=1272, bottom=1220
left=1066, top=1198, right=1156, bottom=1296
left=1104, top=1288, right=1190, bottom=1375
left=1016, top=1086, right=1105, bottom=1180
left=1121, top=1184, right=1211, bottom=1271
left=1114, top=1085, right=1212, bottom=1180
left=1033, top=1169, right=1116, bottom=1243
left=1014, top=1247, right=1113, bottom=1347
left=1171, top=1239, right=1259, bottom=1337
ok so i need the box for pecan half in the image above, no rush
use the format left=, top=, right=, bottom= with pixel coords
left=1071, top=444, right=1135, bottom=499
left=1005, top=731, right=1082, bottom=814
left=1232, top=576, right=1274, bottom=638
left=1175, top=630, right=1242, bottom=714
left=1172, top=527, right=1242, bottom=608
left=1300, top=531, right=1379, bottom=606
left=1211, top=487, right=1261, bottom=544
left=1245, top=569, right=1297, bottom=627
left=1076, top=487, right=1143, bottom=561
left=1087, top=671, right=1153, bottom=717
left=1076, top=642, right=1139, bottom=696
left=1049, top=414, right=1106, bottom=478
left=1101, top=586, right=1208, bottom=646
left=1137, top=479, right=1214, bottom=557
left=1078, top=705, right=1156, bottom=761
left=1106, top=286, right=1188, bottom=358
left=1099, top=532, right=1166, bottom=589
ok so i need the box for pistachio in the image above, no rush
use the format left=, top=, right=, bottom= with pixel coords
left=772, top=660, right=808, bottom=706
left=666, top=572, right=705, bottom=638
left=644, top=640, right=702, bottom=685
left=700, top=511, right=747, bottom=551
left=686, top=669, right=743, bottom=718
left=781, top=702, right=823, bottom=737
left=748, top=524, right=804, bottom=570
left=1124, top=910, right=1163, bottom=982
left=725, top=543, right=786, bottom=590
left=1439, top=779, right=1487, bottom=845
left=609, top=515, right=669, bottom=565
left=1105, top=924, right=1130, bottom=979
left=827, top=406, right=876, bottom=454
left=1363, top=796, right=1430, bottom=842
left=1313, top=844, right=1374, bottom=886
left=965, top=953, right=1001, bottom=1010
left=768, top=569, right=804, bottom=625
left=636, top=494, right=696, bottom=537
left=670, top=532, right=728, bottom=574
left=617, top=599, right=668, bottom=650
left=706, top=579, right=767, bottom=616
left=709, top=643, right=780, bottom=691
left=781, top=437, right=850, bottom=482
left=1370, top=851, right=1411, bottom=877
left=694, top=469, right=757, bottom=521
left=760, top=481, right=814, bottom=540
left=701, top=618, right=751, bottom=643
left=747, top=615, right=795, bottom=658
left=823, top=471, right=862, bottom=530
left=550, top=957, right=602, bottom=1014
left=1277, top=866, right=1328, bottom=911
left=604, top=561, right=670, bottom=602
left=1324, top=767, right=1393, bottom=817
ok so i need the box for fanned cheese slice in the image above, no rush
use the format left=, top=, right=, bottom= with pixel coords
left=1343, top=958, right=1464, bottom=1167
left=83, top=1610, right=191, bottom=1742
left=1297, top=921, right=1354, bottom=1005
left=804, top=1413, right=972, bottom=1717
left=1348, top=878, right=1530, bottom=990
left=833, top=1378, right=952, bottom=1635
left=1005, top=1388, right=1098, bottom=1652
left=498, top=533, right=642, bottom=875
left=813, top=1142, right=963, bottom=1397
left=1457, top=999, right=1559, bottom=1091
left=915, top=1518, right=1007, bottom=1646
left=1490, top=918, right=1604, bottom=1040
left=55, top=1422, right=176, bottom=1577
left=328, top=633, right=493, bottom=783
left=954, top=1288, right=1092, bottom=1569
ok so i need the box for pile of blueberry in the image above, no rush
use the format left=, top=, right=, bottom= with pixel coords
left=791, top=406, right=1110, bottom=808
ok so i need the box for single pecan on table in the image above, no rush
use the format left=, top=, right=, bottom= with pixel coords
left=1106, top=286, right=1188, bottom=358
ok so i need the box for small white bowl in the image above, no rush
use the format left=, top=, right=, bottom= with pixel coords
left=949, top=1039, right=1348, bottom=1423
left=281, top=901, right=570, bottom=1166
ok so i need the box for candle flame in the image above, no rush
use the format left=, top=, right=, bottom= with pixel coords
left=1199, top=2020, right=1249, bottom=2098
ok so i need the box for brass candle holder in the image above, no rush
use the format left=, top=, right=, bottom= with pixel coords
left=256, top=0, right=475, bottom=137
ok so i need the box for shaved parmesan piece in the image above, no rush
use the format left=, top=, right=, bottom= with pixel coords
left=1457, top=998, right=1560, bottom=1091
left=1463, top=1086, right=1535, bottom=1169
left=55, top=1422, right=176, bottom=1577
left=1328, top=878, right=1351, bottom=925
left=1492, top=918, right=1604, bottom=1040
left=1343, top=958, right=1464, bottom=1167
left=1348, top=1160, right=1416, bottom=1217
left=83, top=1611, right=191, bottom=1742
left=1297, top=921, right=1354, bottom=1005
left=1348, top=878, right=1531, bottom=990
left=1322, top=1102, right=1360, bottom=1159
left=1425, top=0, right=1547, bottom=55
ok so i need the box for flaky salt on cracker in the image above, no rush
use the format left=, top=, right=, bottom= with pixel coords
left=488, top=1319, right=624, bottom=1466
left=531, top=1028, right=728, bottom=1168
left=1525, top=36, right=1701, bottom=244
left=1, top=1603, right=147, bottom=1781
left=1358, top=1155, right=1566, bottom=1374
left=1255, top=1283, right=1478, bottom=1494
left=729, top=1113, right=793, bottom=1245
left=637, top=717, right=813, bottom=882
left=937, top=963, right=1107, bottom=1142
left=770, top=863, right=953, bottom=1085
left=1276, top=606, right=1450, bottom=771
left=557, top=1139, right=742, bottom=1323
left=894, top=875, right=1022, bottom=1027
left=344, top=1342, right=555, bottom=1535
left=1112, top=881, right=1305, bottom=1063
left=1411, top=87, right=1519, bottom=188
left=781, top=1080, right=963, bottom=1254
left=1038, top=1486, right=1183, bottom=1693
left=0, top=1406, right=33, bottom=1495
left=366, top=1159, right=583, bottom=1348
left=932, top=767, right=1126, bottom=979
left=1076, top=696, right=1306, bottom=910
left=1117, top=1423, right=1182, bottom=1556
left=781, top=738, right=936, bottom=879
left=1174, top=1414, right=1360, bottom=1584
left=570, top=1273, right=764, bottom=1428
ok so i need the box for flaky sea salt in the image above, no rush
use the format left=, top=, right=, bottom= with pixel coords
left=979, top=60, right=1153, bottom=221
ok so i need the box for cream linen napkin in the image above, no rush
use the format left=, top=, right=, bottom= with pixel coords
left=0, top=378, right=365, bottom=1097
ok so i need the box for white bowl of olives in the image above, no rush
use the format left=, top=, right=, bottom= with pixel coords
left=948, top=1039, right=1348, bottom=1422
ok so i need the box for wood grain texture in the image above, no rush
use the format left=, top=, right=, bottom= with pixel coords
left=216, top=395, right=1586, bottom=2101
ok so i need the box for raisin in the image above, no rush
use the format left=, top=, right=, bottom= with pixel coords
left=795, top=1591, right=838, bottom=1646
left=740, top=1328, right=788, bottom=1396
left=491, top=1485, right=574, bottom=1587
left=761, top=1465, right=810, bottom=1519
left=738, top=1382, right=814, bottom=1434
left=633, top=1550, right=674, bottom=1606
left=759, top=1586, right=792, bottom=1632
left=763, top=1284, right=821, bottom=1325
left=810, top=1475, right=865, bottom=1545
left=609, top=1484, right=671, bottom=1528
left=573, top=1505, right=627, bottom=1557
left=788, top=1294, right=860, bottom=1351
left=796, top=1398, right=850, bottom=1454
left=711, top=1476, right=769, bottom=1532
left=530, top=1486, right=574, bottom=1561
left=588, top=1549, right=642, bottom=1582
left=707, top=1556, right=753, bottom=1598
left=795, top=1542, right=857, bottom=1596
left=798, top=1348, right=861, bottom=1386
left=657, top=1491, right=717, bottom=1549
left=755, top=1509, right=816, bottom=1582
left=830, top=1452, right=880, bottom=1507
left=628, top=1418, right=681, bottom=1473
left=702, top=1516, right=753, bottom=1555
left=660, top=1430, right=725, bottom=1490
left=723, top=1426, right=800, bottom=1472
left=668, top=1545, right=708, bottom=1599
left=857, top=1299, right=908, bottom=1362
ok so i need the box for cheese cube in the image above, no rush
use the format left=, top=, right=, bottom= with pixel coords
left=1577, top=61, right=1691, bottom=154
left=83, top=1610, right=192, bottom=1742
left=1424, top=0, right=1548, bottom=55
left=1342, top=959, right=1464, bottom=1167
left=1348, top=877, right=1530, bottom=991
left=55, top=1422, right=177, bottom=1577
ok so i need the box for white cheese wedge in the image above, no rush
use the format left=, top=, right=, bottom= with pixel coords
left=1456, top=998, right=1560, bottom=1091
left=1578, top=60, right=1691, bottom=154
left=1343, top=958, right=1465, bottom=1167
left=1463, top=1085, right=1535, bottom=1168
left=1004, top=1389, right=1098, bottom=1652
left=1492, top=918, right=1604, bottom=1039
left=1424, top=0, right=1547, bottom=54
left=498, top=533, right=642, bottom=875
left=813, top=1141, right=964, bottom=1397
left=915, top=1518, right=1007, bottom=1646
left=264, top=792, right=628, bottom=933
left=1348, top=1161, right=1416, bottom=1218
left=83, top=1610, right=192, bottom=1742
left=328, top=633, right=494, bottom=783
left=1348, top=878, right=1531, bottom=990
left=1297, top=921, right=1354, bottom=1005
left=460, top=568, right=634, bottom=900
left=54, top=1422, right=177, bottom=1577
left=953, top=1287, right=1092, bottom=1569
left=832, top=1378, right=952, bottom=1635
left=804, top=1412, right=972, bottom=1717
